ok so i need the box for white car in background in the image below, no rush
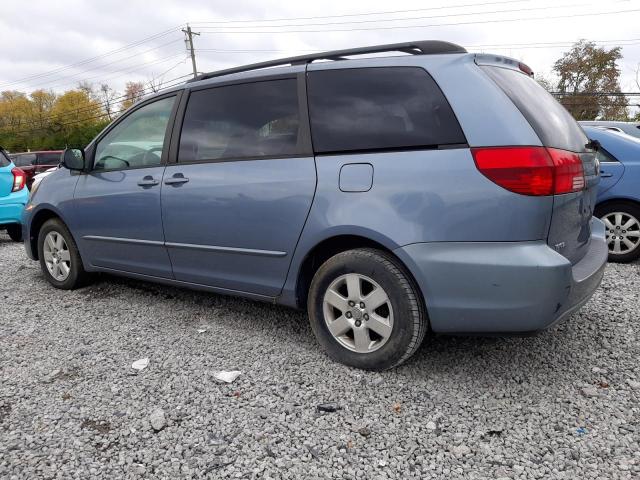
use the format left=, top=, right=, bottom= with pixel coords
left=30, top=166, right=59, bottom=192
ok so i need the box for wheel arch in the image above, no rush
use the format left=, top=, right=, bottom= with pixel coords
left=293, top=234, right=427, bottom=313
left=595, top=197, right=640, bottom=216
left=28, top=207, right=70, bottom=260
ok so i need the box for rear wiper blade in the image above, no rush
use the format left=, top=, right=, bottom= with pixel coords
left=585, top=139, right=601, bottom=151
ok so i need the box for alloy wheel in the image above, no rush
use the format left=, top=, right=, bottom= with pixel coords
left=43, top=231, right=71, bottom=281
left=602, top=212, right=640, bottom=255
left=322, top=273, right=394, bottom=354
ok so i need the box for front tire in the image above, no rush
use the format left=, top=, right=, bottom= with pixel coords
left=596, top=202, right=640, bottom=263
left=307, top=248, right=427, bottom=370
left=37, top=218, right=90, bottom=289
left=6, top=224, right=23, bottom=242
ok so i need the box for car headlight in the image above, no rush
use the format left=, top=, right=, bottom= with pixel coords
left=28, top=178, right=42, bottom=201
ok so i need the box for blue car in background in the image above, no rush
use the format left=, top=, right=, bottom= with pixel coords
left=580, top=121, right=640, bottom=140
left=584, top=126, right=640, bottom=263
left=0, top=148, right=28, bottom=242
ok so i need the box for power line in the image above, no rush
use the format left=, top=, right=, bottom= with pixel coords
left=467, top=38, right=640, bottom=48
left=193, top=37, right=640, bottom=55
left=10, top=54, right=188, bottom=122
left=0, top=26, right=184, bottom=89
left=20, top=39, right=184, bottom=91
left=195, top=8, right=640, bottom=34
left=189, top=0, right=546, bottom=24
left=5, top=75, right=192, bottom=136
left=551, top=92, right=640, bottom=96
left=45, top=53, right=188, bottom=92
left=5, top=71, right=191, bottom=128
left=191, top=1, right=588, bottom=30
left=30, top=69, right=190, bottom=125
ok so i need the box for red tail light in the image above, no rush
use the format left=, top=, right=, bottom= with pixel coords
left=471, top=147, right=585, bottom=196
left=11, top=167, right=26, bottom=192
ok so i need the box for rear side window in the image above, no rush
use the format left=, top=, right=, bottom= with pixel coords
left=596, top=148, right=618, bottom=163
left=307, top=67, right=466, bottom=154
left=0, top=150, right=10, bottom=167
left=37, top=153, right=61, bottom=165
left=482, top=66, right=588, bottom=152
left=179, top=79, right=304, bottom=162
left=12, top=153, right=36, bottom=167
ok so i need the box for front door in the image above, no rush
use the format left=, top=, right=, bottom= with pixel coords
left=72, top=94, right=178, bottom=278
left=596, top=147, right=625, bottom=197
left=161, top=75, right=316, bottom=296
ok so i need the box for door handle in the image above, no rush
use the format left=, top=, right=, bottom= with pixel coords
left=164, top=173, right=189, bottom=185
left=600, top=171, right=613, bottom=178
left=137, top=176, right=159, bottom=187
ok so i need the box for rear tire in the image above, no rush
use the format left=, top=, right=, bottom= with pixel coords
left=595, top=202, right=640, bottom=263
left=37, top=218, right=91, bottom=289
left=6, top=224, right=22, bottom=242
left=307, top=248, right=427, bottom=370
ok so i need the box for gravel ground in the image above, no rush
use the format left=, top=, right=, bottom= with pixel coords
left=0, top=232, right=639, bottom=479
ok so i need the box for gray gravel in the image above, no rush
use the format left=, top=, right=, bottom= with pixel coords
left=1, top=232, right=639, bottom=479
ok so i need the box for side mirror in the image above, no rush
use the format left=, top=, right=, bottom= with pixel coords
left=61, top=148, right=85, bottom=171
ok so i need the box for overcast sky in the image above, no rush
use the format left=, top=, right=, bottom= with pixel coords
left=0, top=0, right=638, bottom=100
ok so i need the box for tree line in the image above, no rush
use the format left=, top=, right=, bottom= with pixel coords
left=0, top=81, right=147, bottom=153
left=1, top=40, right=638, bottom=153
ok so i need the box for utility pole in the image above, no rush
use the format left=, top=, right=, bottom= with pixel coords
left=182, top=24, right=200, bottom=79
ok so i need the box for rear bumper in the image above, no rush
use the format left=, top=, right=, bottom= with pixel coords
left=0, top=189, right=28, bottom=226
left=394, top=217, right=607, bottom=333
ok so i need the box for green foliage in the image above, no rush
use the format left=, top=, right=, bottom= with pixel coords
left=0, top=87, right=109, bottom=153
left=553, top=40, right=628, bottom=121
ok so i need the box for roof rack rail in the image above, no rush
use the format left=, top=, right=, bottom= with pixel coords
left=188, top=40, right=466, bottom=83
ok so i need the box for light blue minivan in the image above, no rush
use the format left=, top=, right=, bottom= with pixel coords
left=23, top=41, right=607, bottom=369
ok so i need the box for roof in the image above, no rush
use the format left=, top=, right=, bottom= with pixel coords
left=189, top=40, right=466, bottom=83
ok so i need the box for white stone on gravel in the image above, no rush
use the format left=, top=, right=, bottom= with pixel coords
left=626, top=379, right=640, bottom=389
left=212, top=370, right=242, bottom=383
left=581, top=386, right=600, bottom=398
left=131, top=358, right=149, bottom=370
left=149, top=409, right=166, bottom=432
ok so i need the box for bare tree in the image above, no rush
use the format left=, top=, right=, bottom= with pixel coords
left=99, top=83, right=118, bottom=121
left=146, top=76, right=164, bottom=93
left=77, top=81, right=97, bottom=100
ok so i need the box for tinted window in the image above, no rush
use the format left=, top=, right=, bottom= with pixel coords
left=482, top=66, right=588, bottom=152
left=94, top=96, right=175, bottom=171
left=36, top=152, right=61, bottom=165
left=0, top=150, right=10, bottom=167
left=596, top=148, right=617, bottom=163
left=179, top=79, right=303, bottom=162
left=12, top=153, right=36, bottom=167
left=307, top=67, right=465, bottom=154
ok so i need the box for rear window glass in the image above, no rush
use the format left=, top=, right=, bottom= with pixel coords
left=12, top=153, right=37, bottom=167
left=482, top=66, right=588, bottom=152
left=37, top=152, right=61, bottom=164
left=307, top=67, right=466, bottom=154
left=0, top=150, right=10, bottom=167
